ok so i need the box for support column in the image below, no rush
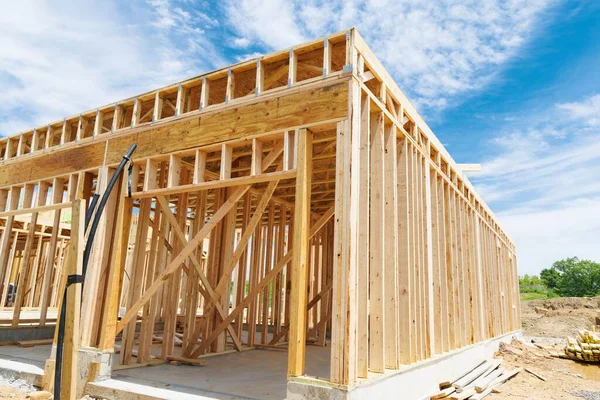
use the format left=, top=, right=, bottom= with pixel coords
left=0, top=187, right=20, bottom=292
left=330, top=79, right=360, bottom=385
left=356, top=92, right=370, bottom=378
left=99, top=176, right=131, bottom=351
left=60, top=199, right=84, bottom=400
left=40, top=179, right=66, bottom=326
left=475, top=215, right=486, bottom=340
left=424, top=161, right=436, bottom=354
left=397, top=137, right=413, bottom=364
left=369, top=110, right=385, bottom=372
left=287, top=128, right=312, bottom=377
left=80, top=167, right=110, bottom=346
left=383, top=124, right=399, bottom=369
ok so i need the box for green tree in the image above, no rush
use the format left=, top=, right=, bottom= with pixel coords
left=543, top=257, right=600, bottom=297
left=540, top=267, right=561, bottom=290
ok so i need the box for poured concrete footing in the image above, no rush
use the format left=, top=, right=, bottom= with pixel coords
left=287, top=330, right=522, bottom=400
left=0, top=326, right=55, bottom=343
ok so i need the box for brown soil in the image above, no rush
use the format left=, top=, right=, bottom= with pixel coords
left=0, top=387, right=28, bottom=399
left=521, top=296, right=600, bottom=337
left=0, top=388, right=51, bottom=400
left=488, top=338, right=600, bottom=400
left=490, top=297, right=600, bottom=400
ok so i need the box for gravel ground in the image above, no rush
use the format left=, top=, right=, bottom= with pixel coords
left=523, top=335, right=567, bottom=345
left=573, top=390, right=600, bottom=400
left=0, top=377, right=33, bottom=392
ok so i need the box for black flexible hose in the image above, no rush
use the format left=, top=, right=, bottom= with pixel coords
left=54, top=143, right=136, bottom=400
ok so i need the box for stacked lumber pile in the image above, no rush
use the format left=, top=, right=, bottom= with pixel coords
left=430, top=359, right=521, bottom=400
left=565, top=329, right=600, bottom=362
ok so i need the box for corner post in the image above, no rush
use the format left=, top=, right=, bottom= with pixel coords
left=330, top=79, right=361, bottom=385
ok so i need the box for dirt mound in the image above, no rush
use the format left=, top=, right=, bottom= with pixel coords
left=526, top=296, right=600, bottom=311
left=522, top=297, right=600, bottom=338
left=490, top=338, right=600, bottom=399
left=488, top=299, right=600, bottom=399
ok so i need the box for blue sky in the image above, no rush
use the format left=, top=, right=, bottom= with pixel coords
left=0, top=0, right=598, bottom=275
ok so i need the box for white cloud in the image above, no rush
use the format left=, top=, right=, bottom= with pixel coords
left=470, top=94, right=600, bottom=274
left=233, top=37, right=251, bottom=48
left=500, top=198, right=600, bottom=276
left=225, top=0, right=305, bottom=50
left=235, top=52, right=264, bottom=63
left=557, top=94, right=600, bottom=127
left=0, top=0, right=555, bottom=136
left=0, top=0, right=225, bottom=136
left=224, top=0, right=553, bottom=111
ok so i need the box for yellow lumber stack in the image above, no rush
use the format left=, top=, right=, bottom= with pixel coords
left=565, top=330, right=600, bottom=362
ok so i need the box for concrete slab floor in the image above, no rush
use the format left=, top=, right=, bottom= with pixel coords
left=0, top=332, right=330, bottom=399
left=111, top=345, right=331, bottom=400
left=0, top=344, right=51, bottom=368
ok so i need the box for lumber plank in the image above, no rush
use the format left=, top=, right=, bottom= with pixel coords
left=454, top=360, right=492, bottom=391
left=383, top=123, right=399, bottom=369
left=133, top=169, right=295, bottom=199
left=330, top=114, right=355, bottom=384
left=475, top=368, right=505, bottom=393
left=166, top=355, right=207, bottom=366
left=430, top=386, right=456, bottom=399
left=12, top=211, right=38, bottom=327
left=470, top=368, right=522, bottom=400
left=112, top=360, right=167, bottom=371
left=287, top=128, right=312, bottom=377
left=397, top=136, right=412, bottom=365
left=39, top=179, right=65, bottom=326
left=369, top=110, right=385, bottom=372
left=524, top=367, right=546, bottom=381
left=16, top=339, right=54, bottom=347
left=351, top=93, right=371, bottom=378
left=98, top=178, right=132, bottom=351
left=438, top=359, right=485, bottom=390
left=60, top=199, right=84, bottom=400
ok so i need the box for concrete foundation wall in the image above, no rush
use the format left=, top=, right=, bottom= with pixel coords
left=0, top=326, right=54, bottom=343
left=288, top=330, right=522, bottom=400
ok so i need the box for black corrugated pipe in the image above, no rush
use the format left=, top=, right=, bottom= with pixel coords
left=54, top=143, right=136, bottom=400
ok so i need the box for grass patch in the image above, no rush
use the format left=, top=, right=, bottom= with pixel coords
left=520, top=291, right=560, bottom=301
left=521, top=292, right=548, bottom=301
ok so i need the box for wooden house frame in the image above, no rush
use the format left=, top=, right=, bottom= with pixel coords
left=0, top=28, right=520, bottom=399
